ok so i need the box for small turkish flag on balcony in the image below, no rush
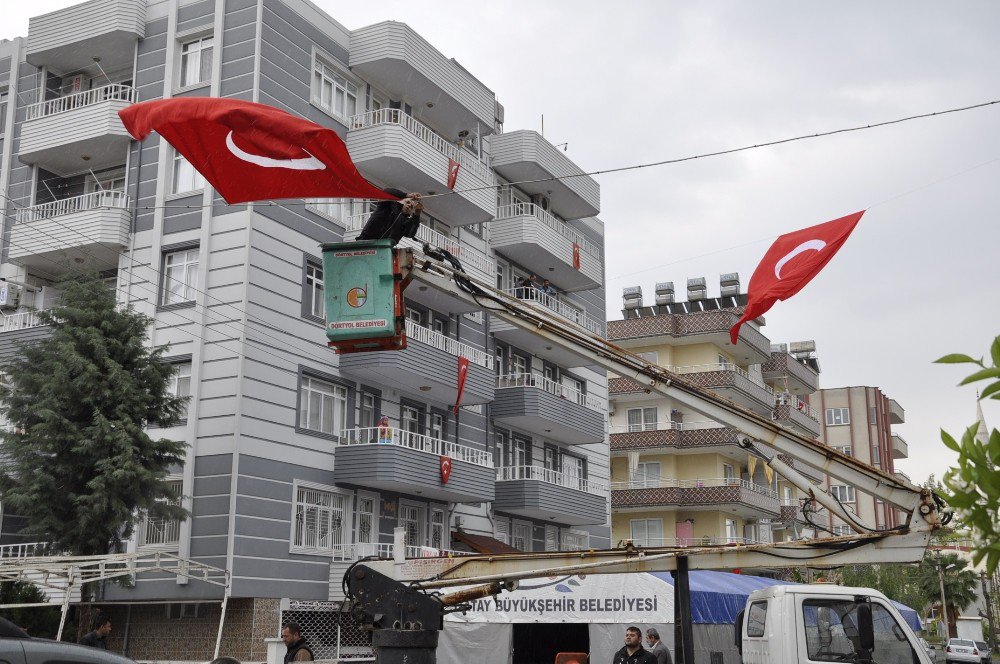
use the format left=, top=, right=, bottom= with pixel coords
left=447, top=158, right=460, bottom=190
left=453, top=356, right=470, bottom=415
left=573, top=242, right=581, bottom=270
left=440, top=456, right=452, bottom=484
left=118, top=97, right=396, bottom=204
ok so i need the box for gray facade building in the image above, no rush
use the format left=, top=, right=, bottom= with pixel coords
left=0, top=0, right=608, bottom=657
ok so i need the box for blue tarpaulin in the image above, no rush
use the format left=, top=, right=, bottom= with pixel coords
left=648, top=571, right=922, bottom=631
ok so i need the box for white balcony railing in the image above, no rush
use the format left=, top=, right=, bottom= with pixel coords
left=340, top=426, right=493, bottom=468
left=496, top=202, right=601, bottom=259
left=503, top=287, right=603, bottom=335
left=25, top=84, right=136, bottom=121
left=774, top=392, right=819, bottom=421
left=0, top=309, right=50, bottom=332
left=608, top=420, right=726, bottom=434
left=138, top=517, right=181, bottom=548
left=0, top=542, right=48, bottom=558
left=14, top=190, right=130, bottom=224
left=496, top=465, right=608, bottom=497
left=405, top=319, right=493, bottom=370
left=496, top=372, right=606, bottom=413
left=349, top=108, right=495, bottom=184
left=330, top=542, right=473, bottom=562
left=611, top=477, right=779, bottom=500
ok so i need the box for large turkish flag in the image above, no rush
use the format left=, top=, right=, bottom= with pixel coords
left=730, top=211, right=865, bottom=344
left=118, top=97, right=396, bottom=204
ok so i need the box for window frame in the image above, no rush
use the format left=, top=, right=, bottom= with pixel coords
left=830, top=484, right=856, bottom=504
left=301, top=256, right=325, bottom=323
left=166, top=358, right=193, bottom=421
left=511, top=519, right=532, bottom=552
left=159, top=244, right=200, bottom=309
left=170, top=150, right=206, bottom=196
left=746, top=600, right=768, bottom=638
left=137, top=476, right=184, bottom=549
left=295, top=367, right=353, bottom=440
left=398, top=499, right=426, bottom=548
left=178, top=34, right=214, bottom=89
left=825, top=407, right=851, bottom=426
left=310, top=49, right=360, bottom=124
left=626, top=406, right=657, bottom=432
left=290, top=480, right=353, bottom=554
left=629, top=518, right=663, bottom=546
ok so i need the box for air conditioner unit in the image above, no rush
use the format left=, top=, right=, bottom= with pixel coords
left=0, top=283, right=21, bottom=310
left=63, top=74, right=89, bottom=95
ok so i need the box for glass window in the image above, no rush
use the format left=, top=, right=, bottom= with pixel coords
left=543, top=446, right=559, bottom=471
left=162, top=248, right=199, bottom=305
left=305, top=262, right=324, bottom=319
left=746, top=601, right=767, bottom=637
left=299, top=375, right=348, bottom=436
left=180, top=36, right=213, bottom=87
left=544, top=525, right=558, bottom=552
left=359, top=392, right=377, bottom=429
left=400, top=503, right=423, bottom=547
left=309, top=198, right=351, bottom=225
left=429, top=507, right=445, bottom=550
left=837, top=445, right=853, bottom=457
left=825, top=407, right=850, bottom=426
left=0, top=87, right=7, bottom=133
left=168, top=362, right=192, bottom=419
left=138, top=479, right=183, bottom=547
left=830, top=485, right=856, bottom=503
left=401, top=406, right=421, bottom=435
left=512, top=521, right=532, bottom=551
left=561, top=530, right=589, bottom=551
left=832, top=525, right=854, bottom=536
left=803, top=599, right=919, bottom=664
left=627, top=407, right=657, bottom=432
left=294, top=485, right=349, bottom=551
left=312, top=56, right=358, bottom=120
left=494, top=517, right=510, bottom=544
left=725, top=518, right=738, bottom=541
left=356, top=494, right=376, bottom=549
left=406, top=307, right=424, bottom=325
left=634, top=461, right=660, bottom=488
left=630, top=518, right=663, bottom=546
left=510, top=353, right=527, bottom=376
left=172, top=152, right=206, bottom=194
left=563, top=454, right=584, bottom=490
left=430, top=413, right=445, bottom=440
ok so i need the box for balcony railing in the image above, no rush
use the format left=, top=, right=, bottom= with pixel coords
left=14, top=190, right=130, bottom=223
left=0, top=309, right=51, bottom=332
left=496, top=465, right=608, bottom=497
left=624, top=536, right=754, bottom=548
left=611, top=477, right=779, bottom=500
left=503, top=287, right=603, bottom=335
left=672, top=362, right=776, bottom=404
left=349, top=108, right=495, bottom=184
left=138, top=517, right=181, bottom=547
left=405, top=319, right=493, bottom=370
left=496, top=202, right=601, bottom=259
left=774, top=392, right=819, bottom=420
left=25, top=84, right=136, bottom=121
left=0, top=542, right=48, bottom=558
left=330, top=542, right=472, bottom=561
left=340, top=426, right=493, bottom=468
left=609, top=420, right=724, bottom=434
left=496, top=372, right=606, bottom=413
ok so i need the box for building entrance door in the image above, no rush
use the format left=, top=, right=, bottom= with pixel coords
left=512, top=622, right=589, bottom=664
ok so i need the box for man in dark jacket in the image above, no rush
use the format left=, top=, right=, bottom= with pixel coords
left=356, top=188, right=424, bottom=245
left=79, top=613, right=111, bottom=649
left=281, top=622, right=314, bottom=663
left=612, top=626, right=656, bottom=664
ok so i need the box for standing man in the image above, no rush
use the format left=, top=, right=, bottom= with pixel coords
left=79, top=613, right=111, bottom=649
left=281, top=622, right=314, bottom=663
left=646, top=628, right=672, bottom=664
left=356, top=189, right=424, bottom=246
left=612, top=626, right=656, bottom=664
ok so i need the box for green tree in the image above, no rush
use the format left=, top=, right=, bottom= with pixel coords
left=912, top=553, right=979, bottom=638
left=936, top=335, right=1000, bottom=574
left=838, top=563, right=925, bottom=616
left=0, top=581, right=66, bottom=639
left=0, top=277, right=188, bottom=556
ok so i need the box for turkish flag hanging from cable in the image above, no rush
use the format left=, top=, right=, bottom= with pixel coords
left=118, top=97, right=397, bottom=204
left=730, top=210, right=865, bottom=344
left=453, top=356, right=470, bottom=415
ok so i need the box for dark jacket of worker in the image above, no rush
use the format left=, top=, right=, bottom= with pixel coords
left=356, top=188, right=421, bottom=245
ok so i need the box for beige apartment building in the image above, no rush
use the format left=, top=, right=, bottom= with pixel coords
left=604, top=278, right=825, bottom=548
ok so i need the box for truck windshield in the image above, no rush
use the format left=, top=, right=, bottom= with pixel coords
left=802, top=599, right=920, bottom=664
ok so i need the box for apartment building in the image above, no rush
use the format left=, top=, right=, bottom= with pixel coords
left=604, top=277, right=825, bottom=550
left=811, top=386, right=908, bottom=534
left=0, top=0, right=609, bottom=659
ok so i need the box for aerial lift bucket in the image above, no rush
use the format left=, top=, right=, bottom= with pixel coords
left=321, top=239, right=406, bottom=354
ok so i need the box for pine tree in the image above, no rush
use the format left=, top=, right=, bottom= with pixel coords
left=0, top=276, right=188, bottom=556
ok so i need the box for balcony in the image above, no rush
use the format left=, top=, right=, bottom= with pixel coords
left=772, top=392, right=822, bottom=438
left=888, top=398, right=905, bottom=424
left=0, top=310, right=53, bottom=361
left=338, top=319, right=494, bottom=406
left=491, top=289, right=604, bottom=367
left=347, top=109, right=495, bottom=224
left=491, top=203, right=602, bottom=291
left=19, top=84, right=135, bottom=176
left=611, top=477, right=780, bottom=519
left=10, top=191, right=131, bottom=274
left=491, top=131, right=599, bottom=220
left=349, top=22, right=496, bottom=140
left=607, top=310, right=772, bottom=365
left=334, top=427, right=494, bottom=503
left=341, top=210, right=494, bottom=313
left=27, top=0, right=144, bottom=74
left=891, top=433, right=909, bottom=460
left=610, top=422, right=739, bottom=453
left=492, top=373, right=605, bottom=445
left=761, top=351, right=819, bottom=394
left=494, top=465, right=607, bottom=526
left=672, top=363, right=776, bottom=415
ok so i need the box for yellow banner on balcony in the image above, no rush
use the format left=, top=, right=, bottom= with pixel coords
left=747, top=455, right=757, bottom=478
left=763, top=462, right=774, bottom=484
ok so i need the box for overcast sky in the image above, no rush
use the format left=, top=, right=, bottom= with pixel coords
left=5, top=2, right=999, bottom=487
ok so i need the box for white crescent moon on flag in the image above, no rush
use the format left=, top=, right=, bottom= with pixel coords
left=225, top=131, right=326, bottom=170
left=774, top=239, right=827, bottom=279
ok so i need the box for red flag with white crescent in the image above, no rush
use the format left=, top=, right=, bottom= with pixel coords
left=447, top=158, right=460, bottom=190
left=453, top=356, right=470, bottom=415
left=440, top=455, right=452, bottom=483
left=118, top=97, right=396, bottom=204
left=730, top=211, right=864, bottom=344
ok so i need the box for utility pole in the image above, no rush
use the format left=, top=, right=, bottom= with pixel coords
left=982, top=572, right=997, bottom=656
left=938, top=560, right=950, bottom=639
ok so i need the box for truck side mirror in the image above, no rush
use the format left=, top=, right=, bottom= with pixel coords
left=857, top=603, right=875, bottom=653
left=734, top=608, right=745, bottom=655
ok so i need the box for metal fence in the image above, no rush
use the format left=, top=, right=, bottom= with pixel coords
left=281, top=603, right=373, bottom=662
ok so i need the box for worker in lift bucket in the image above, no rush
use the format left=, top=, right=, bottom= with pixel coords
left=356, top=189, right=424, bottom=245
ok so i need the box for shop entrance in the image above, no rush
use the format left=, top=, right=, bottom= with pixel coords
left=512, top=622, right=589, bottom=664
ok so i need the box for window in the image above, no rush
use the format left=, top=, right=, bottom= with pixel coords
left=563, top=454, right=584, bottom=490
left=312, top=56, right=358, bottom=121
left=299, top=374, right=348, bottom=436
left=509, top=353, right=527, bottom=376
left=180, top=36, right=213, bottom=87
left=293, top=484, right=350, bottom=551
left=304, top=262, right=324, bottom=320
left=627, top=407, right=657, bottom=432
left=543, top=446, right=559, bottom=471
left=432, top=317, right=447, bottom=336
left=359, top=392, right=377, bottom=429
left=162, top=248, right=199, bottom=305
left=355, top=493, right=377, bottom=553
left=399, top=503, right=423, bottom=547
left=0, top=87, right=7, bottom=133
left=836, top=445, right=853, bottom=457
left=430, top=413, right=445, bottom=440
left=401, top=405, right=422, bottom=436
left=871, top=443, right=880, bottom=466
left=512, top=521, right=532, bottom=551
left=308, top=198, right=350, bottom=225
left=138, top=478, right=183, bottom=547
left=85, top=169, right=126, bottom=195
left=497, top=431, right=528, bottom=468
left=429, top=507, right=446, bottom=550
left=634, top=461, right=659, bottom=488
left=832, top=525, right=853, bottom=536
left=725, top=518, right=738, bottom=542
left=723, top=463, right=736, bottom=485
left=825, top=407, right=850, bottom=426
left=168, top=362, right=192, bottom=419
left=171, top=152, right=205, bottom=194
left=494, top=517, right=510, bottom=544
left=544, top=525, right=558, bottom=551
left=830, top=485, right=856, bottom=503
left=802, top=599, right=919, bottom=664
left=630, top=518, right=663, bottom=546
left=406, top=307, right=424, bottom=325
left=561, top=530, right=589, bottom=551
left=746, top=601, right=768, bottom=637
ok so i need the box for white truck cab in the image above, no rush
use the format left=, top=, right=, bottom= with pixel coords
left=736, top=584, right=932, bottom=664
